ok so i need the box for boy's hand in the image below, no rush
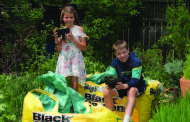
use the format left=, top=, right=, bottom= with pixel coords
left=115, top=82, right=128, bottom=90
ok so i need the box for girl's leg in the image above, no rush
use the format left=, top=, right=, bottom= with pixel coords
left=104, top=87, right=119, bottom=110
left=71, top=76, right=78, bottom=91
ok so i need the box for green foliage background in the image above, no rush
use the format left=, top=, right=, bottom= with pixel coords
left=158, top=1, right=190, bottom=61
left=1, top=0, right=29, bottom=7
left=73, top=0, right=141, bottom=66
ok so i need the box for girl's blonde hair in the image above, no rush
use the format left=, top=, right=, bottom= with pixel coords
left=113, top=40, right=127, bottom=52
left=60, top=6, right=81, bottom=27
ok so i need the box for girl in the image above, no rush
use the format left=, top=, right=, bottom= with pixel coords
left=53, top=6, right=87, bottom=91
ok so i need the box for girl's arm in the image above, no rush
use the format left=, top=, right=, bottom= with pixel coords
left=53, top=29, right=62, bottom=53
left=66, top=27, right=87, bottom=51
left=72, top=36, right=87, bottom=51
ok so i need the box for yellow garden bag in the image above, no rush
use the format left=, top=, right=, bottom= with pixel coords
left=22, top=89, right=122, bottom=122
left=78, top=79, right=163, bottom=122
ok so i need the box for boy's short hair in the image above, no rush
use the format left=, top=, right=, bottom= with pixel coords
left=113, top=40, right=127, bottom=52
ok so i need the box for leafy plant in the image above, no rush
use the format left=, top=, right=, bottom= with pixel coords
left=164, top=60, right=184, bottom=87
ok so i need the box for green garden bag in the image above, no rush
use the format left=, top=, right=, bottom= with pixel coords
left=37, top=71, right=89, bottom=114
left=86, top=66, right=117, bottom=84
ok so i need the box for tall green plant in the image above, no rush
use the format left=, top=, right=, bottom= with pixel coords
left=149, top=93, right=190, bottom=122
left=73, top=0, right=141, bottom=66
left=158, top=0, right=190, bottom=61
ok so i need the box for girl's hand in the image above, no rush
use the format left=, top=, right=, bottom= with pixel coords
left=53, top=29, right=61, bottom=45
left=53, top=29, right=58, bottom=38
left=115, top=82, right=128, bottom=90
left=66, top=32, right=75, bottom=42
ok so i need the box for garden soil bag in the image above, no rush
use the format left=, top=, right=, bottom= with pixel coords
left=79, top=68, right=163, bottom=122
left=22, top=89, right=122, bottom=122
left=22, top=71, right=122, bottom=122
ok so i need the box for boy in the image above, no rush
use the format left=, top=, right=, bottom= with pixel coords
left=104, top=40, right=146, bottom=122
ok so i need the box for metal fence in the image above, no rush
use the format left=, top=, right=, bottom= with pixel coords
left=120, top=0, right=190, bottom=51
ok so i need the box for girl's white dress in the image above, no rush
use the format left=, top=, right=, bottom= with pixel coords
left=55, top=25, right=86, bottom=85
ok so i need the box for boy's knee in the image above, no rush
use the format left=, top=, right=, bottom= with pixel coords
left=104, top=87, right=118, bottom=97
left=128, top=87, right=138, bottom=97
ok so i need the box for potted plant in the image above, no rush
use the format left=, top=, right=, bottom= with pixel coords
left=180, top=53, right=190, bottom=96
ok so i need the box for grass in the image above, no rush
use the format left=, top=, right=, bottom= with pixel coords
left=149, top=92, right=190, bottom=122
